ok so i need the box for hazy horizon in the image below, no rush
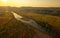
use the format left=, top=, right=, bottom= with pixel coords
left=0, top=0, right=60, bottom=7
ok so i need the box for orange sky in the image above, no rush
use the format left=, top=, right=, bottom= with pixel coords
left=0, top=0, right=60, bottom=7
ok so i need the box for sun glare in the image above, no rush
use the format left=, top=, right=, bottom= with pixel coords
left=2, top=0, right=8, bottom=3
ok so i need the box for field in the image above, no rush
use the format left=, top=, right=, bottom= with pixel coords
left=19, top=12, right=60, bottom=28
left=0, top=11, right=13, bottom=25
left=0, top=7, right=60, bottom=38
left=0, top=12, right=52, bottom=38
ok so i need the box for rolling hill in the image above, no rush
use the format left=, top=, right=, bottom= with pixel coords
left=0, top=7, right=53, bottom=38
left=0, top=7, right=60, bottom=38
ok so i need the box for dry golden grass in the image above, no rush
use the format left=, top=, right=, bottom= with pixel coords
left=0, top=13, right=52, bottom=38
left=19, top=12, right=60, bottom=28
left=0, top=11, right=58, bottom=38
left=0, top=12, right=13, bottom=25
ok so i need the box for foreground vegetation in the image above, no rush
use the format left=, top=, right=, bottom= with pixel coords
left=0, top=13, right=52, bottom=38
left=0, top=12, right=13, bottom=25
left=0, top=7, right=60, bottom=38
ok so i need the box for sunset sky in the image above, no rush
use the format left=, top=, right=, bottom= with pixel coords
left=0, top=0, right=60, bottom=7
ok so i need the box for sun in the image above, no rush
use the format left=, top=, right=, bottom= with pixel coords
left=2, top=0, right=8, bottom=2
